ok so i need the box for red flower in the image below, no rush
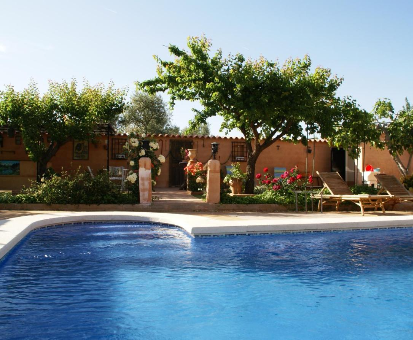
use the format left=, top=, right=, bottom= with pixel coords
left=287, top=178, right=292, bottom=184
left=308, top=175, right=313, bottom=184
left=256, top=173, right=262, bottom=179
left=290, top=167, right=296, bottom=173
left=273, top=185, right=281, bottom=191
left=296, top=174, right=303, bottom=180
left=263, top=167, right=269, bottom=173
left=266, top=180, right=272, bottom=185
left=281, top=173, right=287, bottom=179
left=272, top=178, right=279, bottom=183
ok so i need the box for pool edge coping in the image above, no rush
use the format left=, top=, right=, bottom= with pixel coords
left=2, top=211, right=413, bottom=260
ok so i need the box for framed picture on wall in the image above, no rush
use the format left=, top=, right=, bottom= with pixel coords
left=73, top=140, right=89, bottom=160
left=0, top=160, right=20, bottom=175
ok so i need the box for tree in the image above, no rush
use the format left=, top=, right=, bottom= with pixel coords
left=372, top=98, right=413, bottom=177
left=117, top=91, right=180, bottom=135
left=182, top=122, right=210, bottom=136
left=138, top=36, right=363, bottom=193
left=0, top=80, right=126, bottom=179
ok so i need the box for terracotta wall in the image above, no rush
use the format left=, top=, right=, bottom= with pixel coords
left=1, top=132, right=409, bottom=191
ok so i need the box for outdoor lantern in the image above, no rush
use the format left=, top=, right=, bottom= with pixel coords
left=211, top=142, right=219, bottom=159
left=142, top=139, right=150, bottom=151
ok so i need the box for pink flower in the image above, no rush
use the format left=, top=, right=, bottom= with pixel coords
left=296, top=174, right=303, bottom=180
left=281, top=173, right=287, bottom=179
left=290, top=167, right=296, bottom=173
left=256, top=173, right=262, bottom=179
left=266, top=180, right=271, bottom=185
left=272, top=178, right=279, bottom=183
left=273, top=185, right=281, bottom=191
left=263, top=167, right=269, bottom=173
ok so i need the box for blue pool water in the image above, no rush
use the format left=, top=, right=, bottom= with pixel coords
left=1, top=224, right=413, bottom=339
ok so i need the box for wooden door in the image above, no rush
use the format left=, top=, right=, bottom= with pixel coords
left=169, top=139, right=193, bottom=187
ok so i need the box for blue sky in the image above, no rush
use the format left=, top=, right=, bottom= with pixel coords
left=1, top=0, right=412, bottom=136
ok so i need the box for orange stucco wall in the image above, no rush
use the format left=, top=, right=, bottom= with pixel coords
left=1, top=132, right=410, bottom=192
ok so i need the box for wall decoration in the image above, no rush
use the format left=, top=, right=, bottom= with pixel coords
left=0, top=160, right=20, bottom=175
left=73, top=140, right=89, bottom=160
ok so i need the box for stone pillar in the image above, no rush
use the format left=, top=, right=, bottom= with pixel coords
left=206, top=159, right=220, bottom=204
left=139, top=157, right=152, bottom=204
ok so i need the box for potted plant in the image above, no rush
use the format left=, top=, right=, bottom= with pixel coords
left=223, top=162, right=247, bottom=194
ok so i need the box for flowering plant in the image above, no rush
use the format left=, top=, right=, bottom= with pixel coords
left=125, top=134, right=165, bottom=196
left=255, top=166, right=312, bottom=196
left=184, top=161, right=206, bottom=192
left=180, top=147, right=189, bottom=160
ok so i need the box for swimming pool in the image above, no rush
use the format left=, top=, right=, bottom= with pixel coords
left=1, top=223, right=413, bottom=339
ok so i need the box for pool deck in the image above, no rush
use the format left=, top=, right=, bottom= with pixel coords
left=1, top=187, right=413, bottom=260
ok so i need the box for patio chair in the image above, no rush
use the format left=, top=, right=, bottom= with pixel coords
left=375, top=174, right=413, bottom=209
left=87, top=166, right=94, bottom=178
left=314, top=171, right=390, bottom=215
left=108, top=166, right=127, bottom=191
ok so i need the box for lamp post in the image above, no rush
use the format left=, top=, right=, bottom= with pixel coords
left=211, top=142, right=219, bottom=159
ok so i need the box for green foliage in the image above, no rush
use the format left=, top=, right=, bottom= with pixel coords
left=181, top=122, right=210, bottom=136
left=401, top=175, right=413, bottom=189
left=0, top=80, right=126, bottom=179
left=220, top=190, right=306, bottom=206
left=117, top=91, right=179, bottom=135
left=0, top=170, right=137, bottom=205
left=372, top=98, right=413, bottom=176
left=350, top=185, right=378, bottom=195
left=223, top=162, right=247, bottom=184
left=138, top=36, right=359, bottom=193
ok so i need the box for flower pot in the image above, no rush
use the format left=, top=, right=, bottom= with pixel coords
left=229, top=178, right=242, bottom=195
left=187, top=149, right=197, bottom=161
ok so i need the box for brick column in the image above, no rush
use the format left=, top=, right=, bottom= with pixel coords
left=206, top=159, right=220, bottom=203
left=139, top=157, right=152, bottom=204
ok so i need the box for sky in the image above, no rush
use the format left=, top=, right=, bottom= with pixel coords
left=1, top=0, right=412, bottom=137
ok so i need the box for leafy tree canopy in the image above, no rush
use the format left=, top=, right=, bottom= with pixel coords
left=117, top=91, right=180, bottom=135
left=0, top=79, right=126, bottom=179
left=138, top=36, right=370, bottom=193
left=372, top=98, right=413, bottom=176
left=181, top=122, right=210, bottom=136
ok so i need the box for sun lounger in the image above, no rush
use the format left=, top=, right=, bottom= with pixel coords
left=375, top=174, right=413, bottom=209
left=314, top=171, right=390, bottom=215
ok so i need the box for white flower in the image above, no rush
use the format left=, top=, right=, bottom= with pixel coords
left=158, top=155, right=165, bottom=163
left=126, top=173, right=137, bottom=183
left=130, top=160, right=135, bottom=166
left=142, top=133, right=146, bottom=138
left=129, top=138, right=139, bottom=147
left=139, top=149, right=145, bottom=156
left=41, top=177, right=45, bottom=182
left=158, top=169, right=161, bottom=176
left=149, top=141, right=159, bottom=150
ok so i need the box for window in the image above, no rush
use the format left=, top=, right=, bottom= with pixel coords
left=232, top=142, right=247, bottom=162
left=112, top=138, right=127, bottom=159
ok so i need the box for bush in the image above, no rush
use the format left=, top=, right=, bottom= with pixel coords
left=350, top=185, right=378, bottom=195
left=0, top=170, right=139, bottom=205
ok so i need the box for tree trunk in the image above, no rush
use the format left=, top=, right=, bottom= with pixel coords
left=391, top=153, right=408, bottom=177
left=37, top=141, right=65, bottom=181
left=244, top=152, right=259, bottom=194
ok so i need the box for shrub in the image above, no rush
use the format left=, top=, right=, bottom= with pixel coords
left=350, top=185, right=378, bottom=195
left=0, top=170, right=138, bottom=205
